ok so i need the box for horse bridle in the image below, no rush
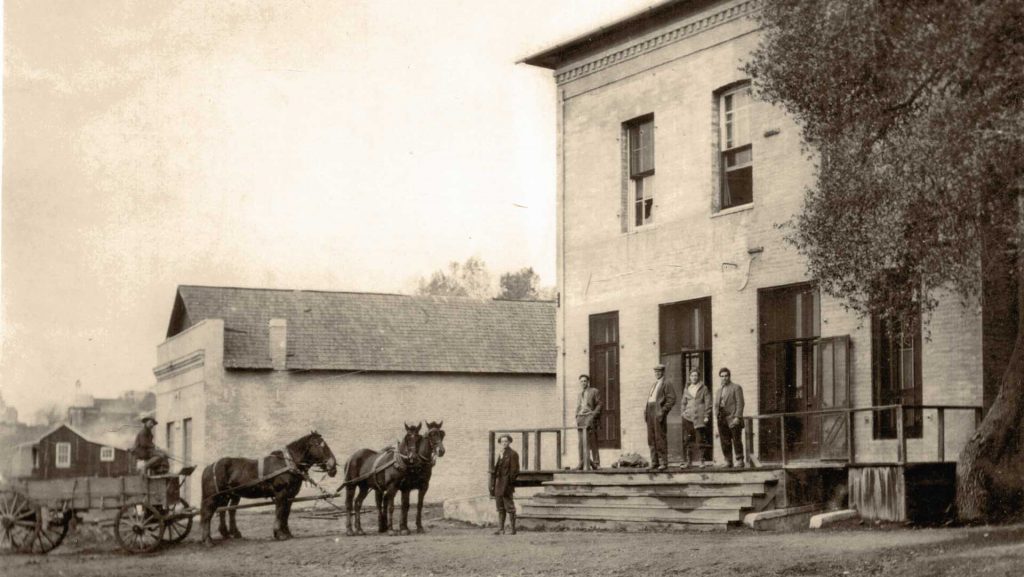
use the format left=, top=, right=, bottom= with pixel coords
left=286, top=435, right=334, bottom=473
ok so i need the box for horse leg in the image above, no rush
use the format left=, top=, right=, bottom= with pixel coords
left=200, top=498, right=218, bottom=546
left=228, top=495, right=243, bottom=539
left=375, top=489, right=386, bottom=533
left=272, top=497, right=290, bottom=541
left=415, top=484, right=428, bottom=533
left=218, top=503, right=231, bottom=539
left=353, top=485, right=369, bottom=536
left=345, top=485, right=356, bottom=537
left=399, top=489, right=411, bottom=535
left=386, top=486, right=400, bottom=536
left=280, top=497, right=294, bottom=538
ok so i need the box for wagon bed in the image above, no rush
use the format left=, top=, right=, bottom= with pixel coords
left=1, top=467, right=197, bottom=555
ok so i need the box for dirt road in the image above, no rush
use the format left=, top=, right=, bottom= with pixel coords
left=3, top=508, right=1023, bottom=577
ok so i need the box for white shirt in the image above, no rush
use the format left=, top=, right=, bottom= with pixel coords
left=648, top=378, right=664, bottom=403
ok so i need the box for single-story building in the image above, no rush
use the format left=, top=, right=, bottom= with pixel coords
left=154, top=285, right=559, bottom=502
left=11, top=424, right=133, bottom=480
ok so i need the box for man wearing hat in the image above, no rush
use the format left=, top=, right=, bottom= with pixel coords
left=132, top=413, right=169, bottom=475
left=644, top=364, right=676, bottom=470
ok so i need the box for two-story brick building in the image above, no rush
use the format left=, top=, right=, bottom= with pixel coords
left=523, top=0, right=989, bottom=515
left=154, top=285, right=558, bottom=502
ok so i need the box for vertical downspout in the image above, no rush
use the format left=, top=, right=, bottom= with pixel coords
left=560, top=87, right=568, bottom=443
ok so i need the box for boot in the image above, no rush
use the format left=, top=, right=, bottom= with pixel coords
left=494, top=511, right=506, bottom=535
left=509, top=512, right=517, bottom=535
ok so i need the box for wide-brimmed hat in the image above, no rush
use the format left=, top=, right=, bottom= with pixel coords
left=139, top=412, right=158, bottom=425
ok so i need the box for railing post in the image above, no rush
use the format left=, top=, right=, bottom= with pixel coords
left=580, top=427, right=588, bottom=471
left=522, top=432, right=529, bottom=470
left=937, top=408, right=945, bottom=462
left=975, top=407, right=983, bottom=431
left=488, top=431, right=495, bottom=476
left=847, top=409, right=855, bottom=464
left=555, top=429, right=562, bottom=470
left=779, top=415, right=787, bottom=466
left=896, top=407, right=906, bottom=464
left=533, top=431, right=541, bottom=471
left=744, top=418, right=753, bottom=466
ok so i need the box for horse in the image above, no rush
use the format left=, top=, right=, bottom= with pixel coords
left=394, top=420, right=446, bottom=534
left=199, top=431, right=337, bottom=546
left=342, top=421, right=445, bottom=536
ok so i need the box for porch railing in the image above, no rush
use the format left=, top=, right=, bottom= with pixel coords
left=743, top=404, right=983, bottom=466
left=487, top=427, right=592, bottom=476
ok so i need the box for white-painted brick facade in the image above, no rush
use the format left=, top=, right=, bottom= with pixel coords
left=546, top=0, right=983, bottom=466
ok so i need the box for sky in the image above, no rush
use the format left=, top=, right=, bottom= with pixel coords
left=1, top=0, right=657, bottom=421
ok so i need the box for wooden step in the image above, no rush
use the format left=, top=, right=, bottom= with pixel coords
left=533, top=492, right=758, bottom=509
left=543, top=482, right=770, bottom=495
left=520, top=503, right=745, bottom=524
left=516, top=516, right=730, bottom=532
left=550, top=470, right=782, bottom=485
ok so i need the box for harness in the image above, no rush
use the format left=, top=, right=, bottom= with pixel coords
left=209, top=447, right=308, bottom=501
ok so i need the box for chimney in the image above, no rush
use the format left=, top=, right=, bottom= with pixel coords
left=269, top=318, right=288, bottom=370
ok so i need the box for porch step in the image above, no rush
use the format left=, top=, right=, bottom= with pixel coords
left=550, top=470, right=783, bottom=485
left=544, top=482, right=771, bottom=496
left=533, top=493, right=759, bottom=509
left=521, top=502, right=745, bottom=524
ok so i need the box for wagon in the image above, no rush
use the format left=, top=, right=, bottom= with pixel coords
left=0, top=467, right=197, bottom=554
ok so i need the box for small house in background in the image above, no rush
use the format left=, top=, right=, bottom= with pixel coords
left=13, top=424, right=133, bottom=480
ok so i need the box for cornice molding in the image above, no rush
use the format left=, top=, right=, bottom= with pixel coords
left=154, top=350, right=206, bottom=381
left=555, top=0, right=761, bottom=85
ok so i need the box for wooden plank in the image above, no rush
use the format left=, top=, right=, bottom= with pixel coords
left=533, top=431, right=541, bottom=471
left=544, top=484, right=767, bottom=498
left=532, top=494, right=756, bottom=509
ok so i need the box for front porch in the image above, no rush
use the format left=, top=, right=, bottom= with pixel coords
left=489, top=403, right=977, bottom=528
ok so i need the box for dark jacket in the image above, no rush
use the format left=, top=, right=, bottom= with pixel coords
left=680, top=383, right=712, bottom=428
left=490, top=448, right=520, bottom=498
left=645, top=378, right=677, bottom=421
left=132, top=427, right=156, bottom=460
left=715, top=382, right=746, bottom=427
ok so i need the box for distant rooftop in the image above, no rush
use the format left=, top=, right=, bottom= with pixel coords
left=166, top=285, right=556, bottom=375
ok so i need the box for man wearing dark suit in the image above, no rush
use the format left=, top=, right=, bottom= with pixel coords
left=715, top=367, right=746, bottom=468
left=575, top=374, right=603, bottom=470
left=489, top=434, right=520, bottom=535
left=644, top=364, right=676, bottom=470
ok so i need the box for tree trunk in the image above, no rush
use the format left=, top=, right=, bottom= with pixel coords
left=955, top=196, right=1024, bottom=522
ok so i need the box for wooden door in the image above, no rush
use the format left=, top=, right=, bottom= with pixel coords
left=590, top=313, right=620, bottom=449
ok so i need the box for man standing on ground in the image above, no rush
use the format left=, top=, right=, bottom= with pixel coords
left=575, top=374, right=602, bottom=470
left=715, top=367, right=746, bottom=468
left=490, top=434, right=520, bottom=535
left=644, top=364, right=676, bottom=470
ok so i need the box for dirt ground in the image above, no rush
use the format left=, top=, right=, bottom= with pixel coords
left=3, top=506, right=1024, bottom=577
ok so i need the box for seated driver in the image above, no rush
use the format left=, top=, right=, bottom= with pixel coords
left=133, top=414, right=170, bottom=475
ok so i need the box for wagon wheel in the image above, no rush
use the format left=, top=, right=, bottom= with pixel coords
left=0, top=490, right=35, bottom=553
left=160, top=499, right=193, bottom=544
left=19, top=506, right=70, bottom=555
left=114, top=503, right=164, bottom=554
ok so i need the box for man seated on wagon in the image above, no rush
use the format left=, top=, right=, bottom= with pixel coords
left=133, top=413, right=183, bottom=509
left=132, top=413, right=171, bottom=476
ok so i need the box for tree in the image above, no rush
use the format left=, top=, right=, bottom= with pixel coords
left=33, top=402, right=66, bottom=426
left=745, top=0, right=1024, bottom=521
left=498, top=267, right=540, bottom=300
left=416, top=256, right=493, bottom=299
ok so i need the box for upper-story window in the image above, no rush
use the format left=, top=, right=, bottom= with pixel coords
left=55, top=442, right=71, bottom=468
left=626, top=114, right=655, bottom=229
left=719, top=84, right=753, bottom=209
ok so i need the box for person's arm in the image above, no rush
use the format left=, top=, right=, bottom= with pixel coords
left=662, top=383, right=677, bottom=418
left=733, top=387, right=745, bottom=426
left=510, top=450, right=520, bottom=484
left=702, top=388, right=712, bottom=424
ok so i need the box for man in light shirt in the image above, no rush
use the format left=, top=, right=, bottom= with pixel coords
left=644, top=364, right=676, bottom=470
left=575, top=374, right=602, bottom=470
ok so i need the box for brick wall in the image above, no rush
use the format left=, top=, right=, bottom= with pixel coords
left=204, top=371, right=559, bottom=502
left=551, top=0, right=984, bottom=465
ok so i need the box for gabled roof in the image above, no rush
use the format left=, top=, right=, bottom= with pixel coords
left=29, top=423, right=133, bottom=450
left=166, top=285, right=556, bottom=374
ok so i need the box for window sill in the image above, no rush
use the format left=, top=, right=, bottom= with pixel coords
left=624, top=222, right=659, bottom=235
left=711, top=203, right=755, bottom=218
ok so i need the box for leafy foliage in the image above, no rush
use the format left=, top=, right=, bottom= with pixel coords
left=498, top=267, right=540, bottom=300
left=745, top=0, right=1024, bottom=325
left=416, top=256, right=493, bottom=299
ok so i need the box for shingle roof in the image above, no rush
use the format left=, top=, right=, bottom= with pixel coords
left=167, top=285, right=556, bottom=374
